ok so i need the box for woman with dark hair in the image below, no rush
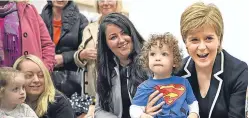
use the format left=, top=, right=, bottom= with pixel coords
left=95, top=13, right=147, bottom=118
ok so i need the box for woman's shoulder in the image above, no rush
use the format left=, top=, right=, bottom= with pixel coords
left=223, top=49, right=248, bottom=72
left=48, top=91, right=71, bottom=109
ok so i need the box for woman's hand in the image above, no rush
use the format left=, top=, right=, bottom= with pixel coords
left=55, top=54, right=64, bottom=67
left=84, top=105, right=95, bottom=118
left=188, top=112, right=198, bottom=118
left=140, top=113, right=153, bottom=118
left=145, top=90, right=165, bottom=116
left=79, top=49, right=97, bottom=60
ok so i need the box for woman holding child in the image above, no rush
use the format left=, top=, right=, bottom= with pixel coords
left=144, top=2, right=248, bottom=118
left=13, top=55, right=75, bottom=118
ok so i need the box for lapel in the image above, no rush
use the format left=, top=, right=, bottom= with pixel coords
left=181, top=51, right=224, bottom=118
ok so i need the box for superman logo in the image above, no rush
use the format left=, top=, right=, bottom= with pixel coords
left=154, top=84, right=186, bottom=105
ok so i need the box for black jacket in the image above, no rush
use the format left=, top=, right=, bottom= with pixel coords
left=41, top=1, right=88, bottom=71
left=41, top=91, right=75, bottom=118
left=176, top=49, right=248, bottom=118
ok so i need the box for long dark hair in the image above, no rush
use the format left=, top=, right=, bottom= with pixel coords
left=97, top=13, right=147, bottom=111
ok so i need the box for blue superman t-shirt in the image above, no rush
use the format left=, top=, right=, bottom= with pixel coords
left=132, top=76, right=196, bottom=118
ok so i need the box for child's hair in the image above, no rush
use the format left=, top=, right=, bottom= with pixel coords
left=139, top=32, right=183, bottom=74
left=13, top=54, right=55, bottom=117
left=0, top=67, right=24, bottom=96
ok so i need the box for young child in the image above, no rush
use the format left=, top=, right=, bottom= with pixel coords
left=0, top=67, right=38, bottom=118
left=130, top=33, right=199, bottom=118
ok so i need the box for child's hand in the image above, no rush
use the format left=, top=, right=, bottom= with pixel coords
left=188, top=112, right=198, bottom=118
left=140, top=113, right=153, bottom=118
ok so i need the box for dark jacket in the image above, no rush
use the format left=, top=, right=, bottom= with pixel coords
left=176, top=49, right=248, bottom=118
left=41, top=91, right=75, bottom=118
left=41, top=1, right=88, bottom=71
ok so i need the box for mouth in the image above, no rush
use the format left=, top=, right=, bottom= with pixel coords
left=29, top=85, right=41, bottom=89
left=197, top=53, right=209, bottom=59
left=119, top=43, right=128, bottom=48
left=154, top=64, right=163, bottom=66
left=19, top=96, right=25, bottom=100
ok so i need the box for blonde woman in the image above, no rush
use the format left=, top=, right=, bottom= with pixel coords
left=13, top=54, right=75, bottom=118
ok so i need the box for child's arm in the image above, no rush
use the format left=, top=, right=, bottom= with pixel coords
left=185, top=79, right=199, bottom=117
left=188, top=101, right=199, bottom=118
left=130, top=105, right=146, bottom=118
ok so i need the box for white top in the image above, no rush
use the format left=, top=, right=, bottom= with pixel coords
left=0, top=103, right=38, bottom=118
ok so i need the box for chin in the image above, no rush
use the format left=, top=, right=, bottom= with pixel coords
left=195, top=60, right=213, bottom=68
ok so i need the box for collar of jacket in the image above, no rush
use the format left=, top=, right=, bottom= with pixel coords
left=16, top=2, right=29, bottom=21
left=182, top=50, right=224, bottom=118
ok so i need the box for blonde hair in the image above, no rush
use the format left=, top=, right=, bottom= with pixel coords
left=180, top=2, right=224, bottom=52
left=0, top=67, right=24, bottom=97
left=139, top=32, right=183, bottom=74
left=95, top=0, right=123, bottom=13
left=13, top=55, right=55, bottom=117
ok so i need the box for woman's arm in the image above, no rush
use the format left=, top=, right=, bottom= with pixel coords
left=94, top=94, right=118, bottom=118
left=53, top=96, right=75, bottom=118
left=74, top=25, right=97, bottom=68
left=34, top=6, right=55, bottom=72
left=228, top=62, right=248, bottom=118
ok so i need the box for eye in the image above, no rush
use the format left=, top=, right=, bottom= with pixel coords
left=37, top=73, right=44, bottom=78
left=150, top=52, right=155, bottom=56
left=110, top=35, right=117, bottom=40
left=162, top=52, right=168, bottom=56
left=191, top=38, right=199, bottom=42
left=206, top=36, right=213, bottom=41
left=25, top=73, right=34, bottom=79
left=12, top=87, right=19, bottom=92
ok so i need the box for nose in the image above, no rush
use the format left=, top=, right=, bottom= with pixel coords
left=198, top=40, right=207, bottom=50
left=118, top=35, right=126, bottom=44
left=20, top=87, right=25, bottom=95
left=155, top=54, right=161, bottom=61
left=32, top=74, right=40, bottom=83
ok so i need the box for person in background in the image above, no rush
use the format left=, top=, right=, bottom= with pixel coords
left=0, top=67, right=38, bottom=118
left=13, top=54, right=75, bottom=118
left=143, top=2, right=248, bottom=118
left=0, top=1, right=55, bottom=71
left=41, top=0, right=88, bottom=98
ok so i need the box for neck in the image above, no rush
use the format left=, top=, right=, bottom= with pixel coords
left=0, top=101, right=16, bottom=111
left=195, top=65, right=213, bottom=80
left=53, top=7, right=62, bottom=20
left=26, top=95, right=39, bottom=103
left=153, top=73, right=171, bottom=80
left=0, top=1, right=8, bottom=7
left=119, top=58, right=131, bottom=67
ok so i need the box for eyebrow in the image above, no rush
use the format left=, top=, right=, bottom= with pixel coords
left=108, top=30, right=123, bottom=37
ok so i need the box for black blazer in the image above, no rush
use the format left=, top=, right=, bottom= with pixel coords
left=41, top=1, right=88, bottom=71
left=177, top=49, right=248, bottom=118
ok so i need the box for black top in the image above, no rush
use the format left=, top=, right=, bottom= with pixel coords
left=120, top=65, right=131, bottom=118
left=176, top=50, right=248, bottom=118
left=197, top=90, right=210, bottom=118
left=41, top=1, right=88, bottom=71
left=41, top=91, right=75, bottom=118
